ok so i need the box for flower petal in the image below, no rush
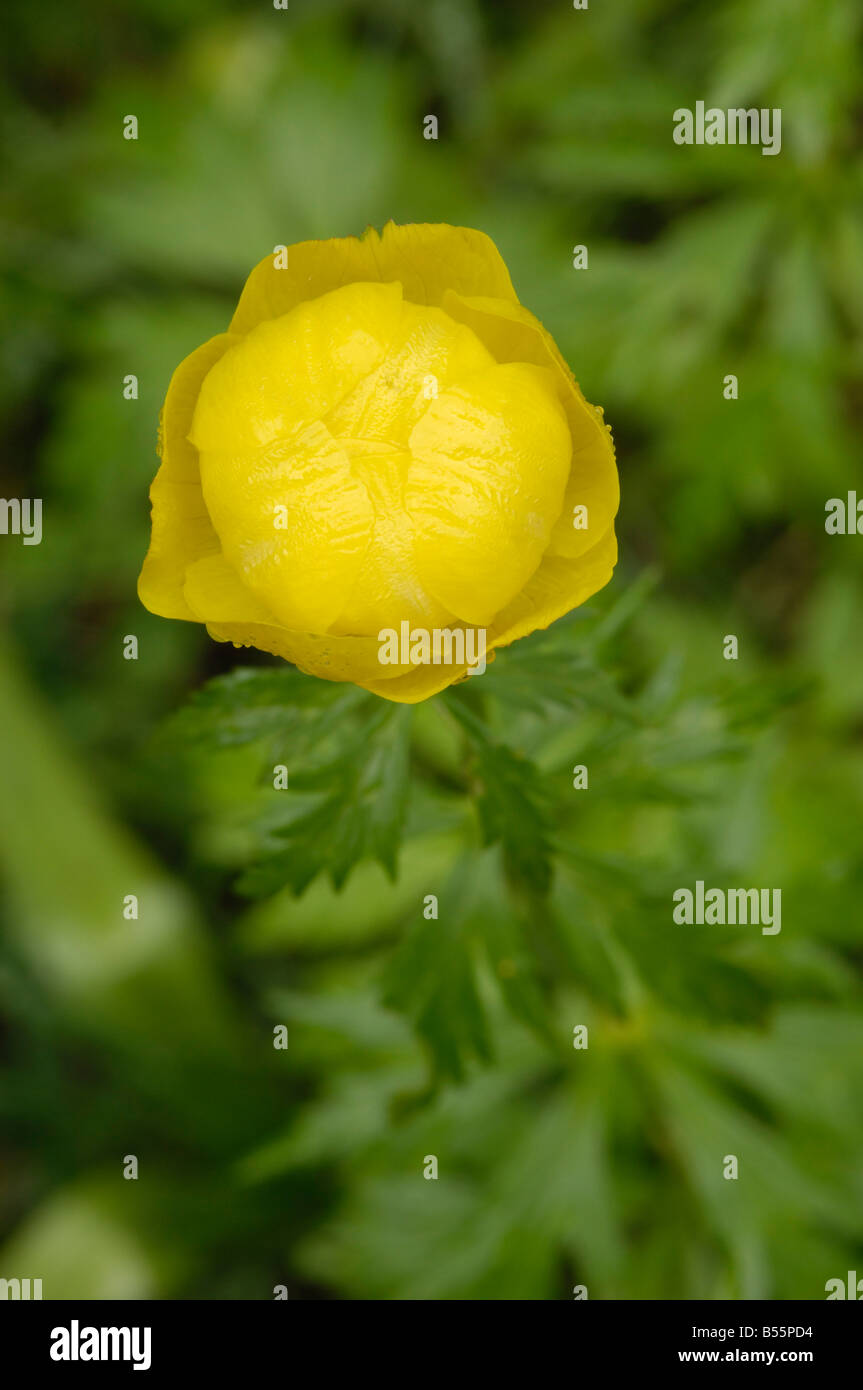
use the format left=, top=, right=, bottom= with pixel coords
left=182, top=553, right=280, bottom=625
left=197, top=421, right=376, bottom=634
left=137, top=333, right=237, bottom=620
left=406, top=362, right=571, bottom=626
left=205, top=622, right=414, bottom=684
left=489, top=527, right=618, bottom=649
left=326, top=449, right=455, bottom=636
left=192, top=282, right=405, bottom=456
left=360, top=659, right=483, bottom=705
left=229, top=235, right=380, bottom=337
left=324, top=298, right=495, bottom=449
left=229, top=222, right=519, bottom=337
left=442, top=291, right=619, bottom=558
left=364, top=222, right=519, bottom=308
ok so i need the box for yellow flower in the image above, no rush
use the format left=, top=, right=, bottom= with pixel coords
left=138, top=222, right=619, bottom=703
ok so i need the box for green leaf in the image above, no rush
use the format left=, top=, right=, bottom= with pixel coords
left=162, top=666, right=357, bottom=753
left=238, top=704, right=414, bottom=897
left=477, top=611, right=644, bottom=723
left=382, top=857, right=492, bottom=1082
left=236, top=830, right=463, bottom=955
left=447, top=697, right=555, bottom=894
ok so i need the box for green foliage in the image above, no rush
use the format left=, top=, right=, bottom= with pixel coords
left=237, top=700, right=413, bottom=897
left=446, top=696, right=556, bottom=896
left=163, top=668, right=413, bottom=894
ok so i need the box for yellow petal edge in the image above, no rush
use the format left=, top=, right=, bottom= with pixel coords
left=138, top=221, right=619, bottom=703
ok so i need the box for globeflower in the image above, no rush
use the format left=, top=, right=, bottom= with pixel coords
left=138, top=222, right=619, bottom=702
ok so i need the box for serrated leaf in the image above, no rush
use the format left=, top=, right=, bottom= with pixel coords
left=381, top=858, right=492, bottom=1082
left=238, top=704, right=413, bottom=897
left=162, top=666, right=356, bottom=752
left=479, top=620, right=642, bottom=722
left=447, top=697, right=555, bottom=894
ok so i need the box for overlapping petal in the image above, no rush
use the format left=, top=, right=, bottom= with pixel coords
left=490, top=527, right=618, bottom=649
left=230, top=221, right=518, bottom=337
left=138, top=332, right=238, bottom=621
left=442, top=291, right=619, bottom=559
left=406, top=363, right=572, bottom=626
left=204, top=621, right=415, bottom=685
left=138, top=223, right=620, bottom=702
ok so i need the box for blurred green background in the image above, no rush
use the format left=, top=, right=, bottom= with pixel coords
left=2, top=0, right=863, bottom=1300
